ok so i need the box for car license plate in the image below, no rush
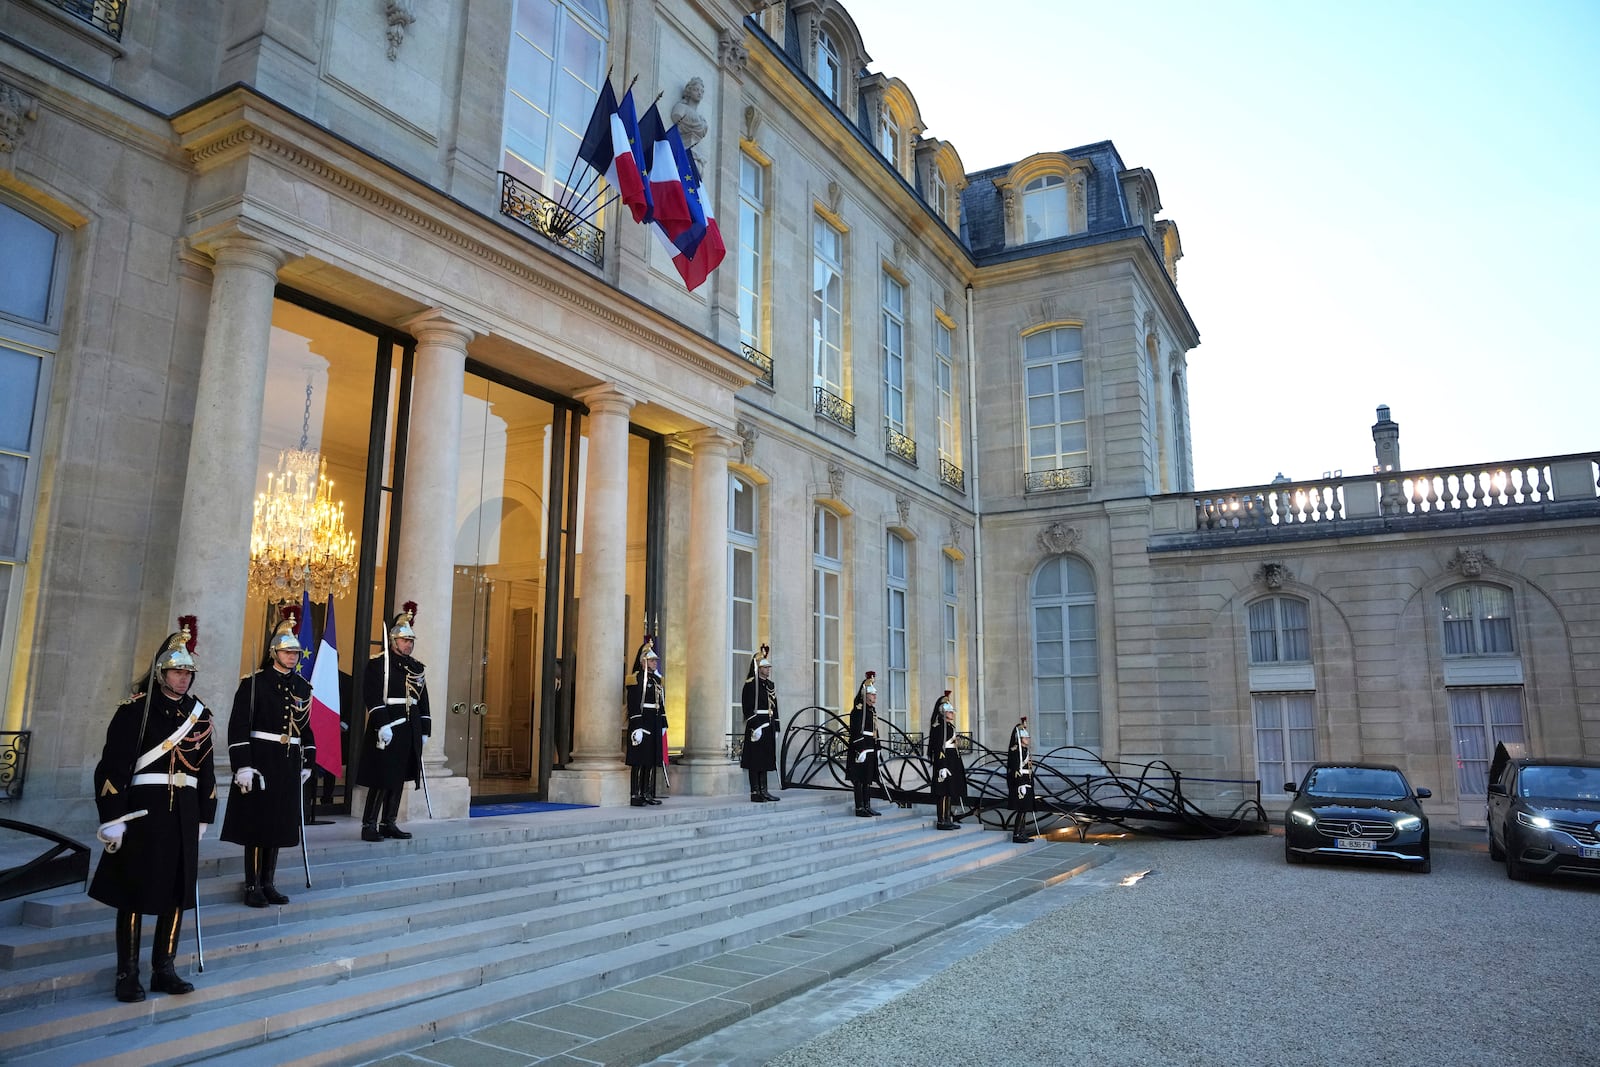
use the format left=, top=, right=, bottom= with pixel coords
left=1336, top=838, right=1376, bottom=851
left=1582, top=846, right=1600, bottom=860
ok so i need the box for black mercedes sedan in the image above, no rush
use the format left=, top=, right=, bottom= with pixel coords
left=1283, top=763, right=1432, bottom=872
left=1486, top=743, right=1600, bottom=881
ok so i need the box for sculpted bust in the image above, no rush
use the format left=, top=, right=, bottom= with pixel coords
left=671, top=77, right=709, bottom=162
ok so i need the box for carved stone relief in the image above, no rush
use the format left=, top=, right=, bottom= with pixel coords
left=1253, top=562, right=1295, bottom=590
left=895, top=494, right=911, bottom=528
left=718, top=29, right=749, bottom=74
left=384, top=0, right=415, bottom=61
left=0, top=81, right=38, bottom=154
left=670, top=77, right=709, bottom=171
left=1037, top=522, right=1081, bottom=556
left=1446, top=546, right=1494, bottom=578
left=947, top=517, right=964, bottom=552
left=736, top=419, right=760, bottom=464
left=825, top=180, right=842, bottom=215
left=743, top=104, right=763, bottom=142
left=828, top=462, right=844, bottom=501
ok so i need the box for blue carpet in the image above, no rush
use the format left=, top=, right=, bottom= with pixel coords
left=469, top=800, right=595, bottom=817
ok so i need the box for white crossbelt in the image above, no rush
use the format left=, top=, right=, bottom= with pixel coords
left=384, top=697, right=411, bottom=705
left=131, top=772, right=197, bottom=788
left=250, top=730, right=301, bottom=745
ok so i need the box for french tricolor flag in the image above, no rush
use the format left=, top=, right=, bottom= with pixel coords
left=638, top=103, right=692, bottom=238
left=575, top=78, right=650, bottom=223
left=309, top=597, right=343, bottom=776
left=654, top=146, right=725, bottom=292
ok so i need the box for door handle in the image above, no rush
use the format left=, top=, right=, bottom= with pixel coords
left=472, top=703, right=488, bottom=716
left=451, top=702, right=466, bottom=715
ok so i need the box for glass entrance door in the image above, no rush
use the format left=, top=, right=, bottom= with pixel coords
left=447, top=375, right=563, bottom=799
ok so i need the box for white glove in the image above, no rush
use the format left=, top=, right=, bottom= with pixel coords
left=631, top=728, right=646, bottom=746
left=421, top=735, right=430, bottom=746
left=97, top=821, right=126, bottom=853
left=300, top=768, right=312, bottom=784
left=751, top=725, right=766, bottom=743
left=937, top=768, right=949, bottom=782
left=854, top=750, right=869, bottom=764
left=233, top=767, right=265, bottom=793
left=197, top=823, right=209, bottom=841
left=378, top=724, right=393, bottom=748
left=1016, top=784, right=1031, bottom=799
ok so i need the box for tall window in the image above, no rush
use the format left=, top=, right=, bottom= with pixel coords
left=1030, top=556, right=1100, bottom=750
left=817, top=29, right=843, bottom=105
left=1024, top=326, right=1087, bottom=475
left=501, top=0, right=608, bottom=199
left=1022, top=174, right=1068, bottom=242
left=738, top=152, right=767, bottom=354
left=1254, top=694, right=1317, bottom=793
left=1440, top=584, right=1516, bottom=656
left=1248, top=597, right=1310, bottom=664
left=935, top=319, right=958, bottom=465
left=882, top=273, right=906, bottom=434
left=885, top=532, right=909, bottom=730
left=942, top=553, right=960, bottom=699
left=0, top=201, right=61, bottom=707
left=813, top=507, right=843, bottom=713
left=929, top=168, right=949, bottom=224
left=1450, top=688, right=1526, bottom=795
left=812, top=218, right=844, bottom=395
left=878, top=110, right=901, bottom=170
left=1170, top=371, right=1188, bottom=490
left=728, top=475, right=759, bottom=730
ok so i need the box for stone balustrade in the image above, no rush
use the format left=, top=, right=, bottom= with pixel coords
left=1172, top=453, right=1600, bottom=542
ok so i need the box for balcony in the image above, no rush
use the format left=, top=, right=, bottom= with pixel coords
left=885, top=424, right=917, bottom=466
left=1025, top=465, right=1093, bottom=493
left=739, top=343, right=774, bottom=389
left=814, top=386, right=855, bottom=432
left=498, top=172, right=605, bottom=268
left=1158, top=452, right=1600, bottom=549
left=939, top=457, right=966, bottom=493
left=40, top=0, right=124, bottom=39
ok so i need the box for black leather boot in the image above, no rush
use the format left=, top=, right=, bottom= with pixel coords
left=853, top=782, right=871, bottom=817
left=760, top=773, right=780, bottom=802
left=936, top=797, right=956, bottom=830
left=644, top=768, right=662, bottom=804
left=380, top=788, right=412, bottom=838
left=242, top=846, right=269, bottom=907
left=630, top=766, right=646, bottom=806
left=114, top=909, right=145, bottom=1003
left=261, top=847, right=290, bottom=905
left=749, top=770, right=765, bottom=803
left=1011, top=811, right=1032, bottom=843
left=149, top=908, right=195, bottom=995
left=361, top=789, right=385, bottom=841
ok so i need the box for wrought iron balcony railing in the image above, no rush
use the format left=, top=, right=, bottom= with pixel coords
left=498, top=172, right=605, bottom=268
left=1, top=731, right=31, bottom=800
left=885, top=425, right=917, bottom=466
left=41, top=0, right=124, bottom=39
left=939, top=456, right=966, bottom=493
left=814, top=386, right=855, bottom=432
left=1025, top=464, right=1093, bottom=493
left=739, top=343, right=774, bottom=389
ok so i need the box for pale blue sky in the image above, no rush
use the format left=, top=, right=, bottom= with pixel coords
left=844, top=0, right=1600, bottom=489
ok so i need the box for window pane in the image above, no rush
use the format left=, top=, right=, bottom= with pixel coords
left=0, top=347, right=40, bottom=452
left=0, top=207, right=57, bottom=324
left=1033, top=559, right=1060, bottom=597
left=0, top=453, right=25, bottom=558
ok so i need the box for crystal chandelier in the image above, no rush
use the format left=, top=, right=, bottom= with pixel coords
left=247, top=379, right=358, bottom=603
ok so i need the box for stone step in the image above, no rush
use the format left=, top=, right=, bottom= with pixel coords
left=10, top=810, right=1015, bottom=1066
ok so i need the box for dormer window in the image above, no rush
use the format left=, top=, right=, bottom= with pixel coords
left=1022, top=176, right=1069, bottom=242
left=878, top=110, right=901, bottom=169
left=818, top=29, right=843, bottom=105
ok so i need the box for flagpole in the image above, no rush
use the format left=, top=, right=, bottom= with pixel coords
left=555, top=67, right=615, bottom=215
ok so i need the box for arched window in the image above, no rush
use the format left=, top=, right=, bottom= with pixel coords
left=1248, top=596, right=1311, bottom=664
left=1022, top=174, right=1068, bottom=242
left=502, top=0, right=608, bottom=199
left=0, top=200, right=63, bottom=708
left=812, top=506, right=843, bottom=712
left=1024, top=326, right=1086, bottom=477
left=817, top=29, right=843, bottom=105
left=1030, top=556, right=1099, bottom=750
left=885, top=532, right=909, bottom=729
left=728, top=474, right=759, bottom=730
left=1440, top=583, right=1515, bottom=656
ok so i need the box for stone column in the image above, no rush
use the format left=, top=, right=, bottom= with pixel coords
left=674, top=428, right=741, bottom=796
left=170, top=233, right=290, bottom=673
left=548, top=384, right=637, bottom=806
left=387, top=310, right=480, bottom=821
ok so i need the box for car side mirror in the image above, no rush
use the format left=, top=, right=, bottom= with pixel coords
left=1487, top=782, right=1506, bottom=797
left=1414, top=787, right=1432, bottom=800
left=1283, top=782, right=1297, bottom=794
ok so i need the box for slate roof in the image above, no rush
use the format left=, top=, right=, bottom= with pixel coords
left=960, top=141, right=1133, bottom=260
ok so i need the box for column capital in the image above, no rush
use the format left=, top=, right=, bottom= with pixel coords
left=683, top=426, right=738, bottom=455
left=400, top=306, right=489, bottom=347
left=576, top=383, right=641, bottom=419
left=185, top=220, right=302, bottom=274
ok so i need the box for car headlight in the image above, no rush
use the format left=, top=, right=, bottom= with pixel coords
left=1289, top=809, right=1316, bottom=826
left=1395, top=815, right=1423, bottom=832
left=1516, top=811, right=1554, bottom=830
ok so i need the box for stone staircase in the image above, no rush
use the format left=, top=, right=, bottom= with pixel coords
left=0, top=791, right=1027, bottom=1066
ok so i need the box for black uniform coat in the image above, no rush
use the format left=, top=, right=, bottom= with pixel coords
left=89, top=688, right=217, bottom=914
left=739, top=674, right=778, bottom=772
left=927, top=709, right=967, bottom=800
left=357, top=651, right=431, bottom=789
left=624, top=666, right=665, bottom=769
left=845, top=691, right=879, bottom=785
left=221, top=665, right=315, bottom=848
left=1006, top=722, right=1033, bottom=811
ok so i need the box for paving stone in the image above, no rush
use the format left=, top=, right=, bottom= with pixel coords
left=463, top=1021, right=586, bottom=1058
left=406, top=1036, right=535, bottom=1067
left=569, top=988, right=683, bottom=1022
left=518, top=1003, right=640, bottom=1040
